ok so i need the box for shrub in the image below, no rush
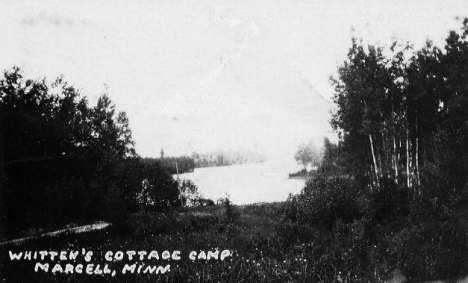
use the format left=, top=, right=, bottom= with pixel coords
left=196, top=198, right=215, bottom=207
left=107, top=184, right=132, bottom=234
left=370, top=180, right=409, bottom=226
left=179, top=179, right=202, bottom=207
left=274, top=222, right=317, bottom=248
left=242, top=202, right=285, bottom=219
left=285, top=174, right=368, bottom=230
left=394, top=221, right=468, bottom=282
left=220, top=196, right=240, bottom=223
left=283, top=193, right=299, bottom=223
left=391, top=175, right=468, bottom=282
left=315, top=218, right=379, bottom=282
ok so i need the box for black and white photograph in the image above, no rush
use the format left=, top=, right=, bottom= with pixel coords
left=1, top=0, right=468, bottom=282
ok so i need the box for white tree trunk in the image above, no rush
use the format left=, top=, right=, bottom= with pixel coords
left=406, top=127, right=411, bottom=188
left=415, top=115, right=420, bottom=187
left=369, top=134, right=379, bottom=188
left=393, top=135, right=398, bottom=184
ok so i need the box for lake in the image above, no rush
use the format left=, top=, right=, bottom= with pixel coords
left=176, top=159, right=307, bottom=205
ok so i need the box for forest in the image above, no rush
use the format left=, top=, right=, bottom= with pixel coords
left=283, top=19, right=468, bottom=281
left=0, top=69, right=182, bottom=236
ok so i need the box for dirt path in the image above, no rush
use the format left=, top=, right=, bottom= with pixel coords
left=0, top=222, right=111, bottom=247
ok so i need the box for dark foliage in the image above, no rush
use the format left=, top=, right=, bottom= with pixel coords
left=141, top=156, right=195, bottom=175
left=282, top=19, right=468, bottom=282
left=220, top=196, right=240, bottom=223
left=0, top=69, right=180, bottom=237
left=285, top=175, right=368, bottom=230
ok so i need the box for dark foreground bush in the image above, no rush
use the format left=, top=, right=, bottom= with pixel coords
left=281, top=172, right=468, bottom=282
left=389, top=175, right=468, bottom=282
left=393, top=221, right=468, bottom=282
left=370, top=180, right=410, bottom=226
left=241, top=202, right=284, bottom=219
left=220, top=197, right=240, bottom=223
left=285, top=175, right=368, bottom=230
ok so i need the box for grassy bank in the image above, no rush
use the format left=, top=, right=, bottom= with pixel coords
left=3, top=195, right=467, bottom=283
left=2, top=202, right=318, bottom=283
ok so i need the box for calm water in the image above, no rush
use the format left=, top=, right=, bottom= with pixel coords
left=177, top=160, right=307, bottom=205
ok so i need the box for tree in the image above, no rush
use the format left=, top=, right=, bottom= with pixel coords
left=143, top=161, right=180, bottom=210
left=331, top=38, right=398, bottom=190
left=179, top=179, right=202, bottom=207
left=320, top=137, right=345, bottom=176
left=298, top=19, right=468, bottom=282
left=294, top=141, right=322, bottom=171
left=329, top=18, right=468, bottom=190
left=0, top=68, right=179, bottom=230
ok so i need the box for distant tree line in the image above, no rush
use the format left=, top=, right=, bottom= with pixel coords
left=141, top=156, right=195, bottom=175
left=0, top=68, right=180, bottom=235
left=191, top=149, right=267, bottom=168
left=140, top=148, right=266, bottom=175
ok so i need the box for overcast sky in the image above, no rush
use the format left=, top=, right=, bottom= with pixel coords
left=2, top=0, right=467, bottom=159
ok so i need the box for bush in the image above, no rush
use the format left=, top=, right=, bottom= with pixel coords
left=281, top=175, right=397, bottom=281
left=107, top=184, right=131, bottom=234
left=392, top=220, right=468, bottom=282
left=198, top=198, right=215, bottom=207
left=220, top=196, right=240, bottom=223
left=242, top=202, right=284, bottom=219
left=390, top=175, right=468, bottom=282
left=179, top=179, right=202, bottom=207
left=279, top=170, right=468, bottom=282
left=274, top=222, right=317, bottom=247
left=285, top=175, right=368, bottom=230
left=370, top=180, right=409, bottom=226
left=315, top=218, right=382, bottom=282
